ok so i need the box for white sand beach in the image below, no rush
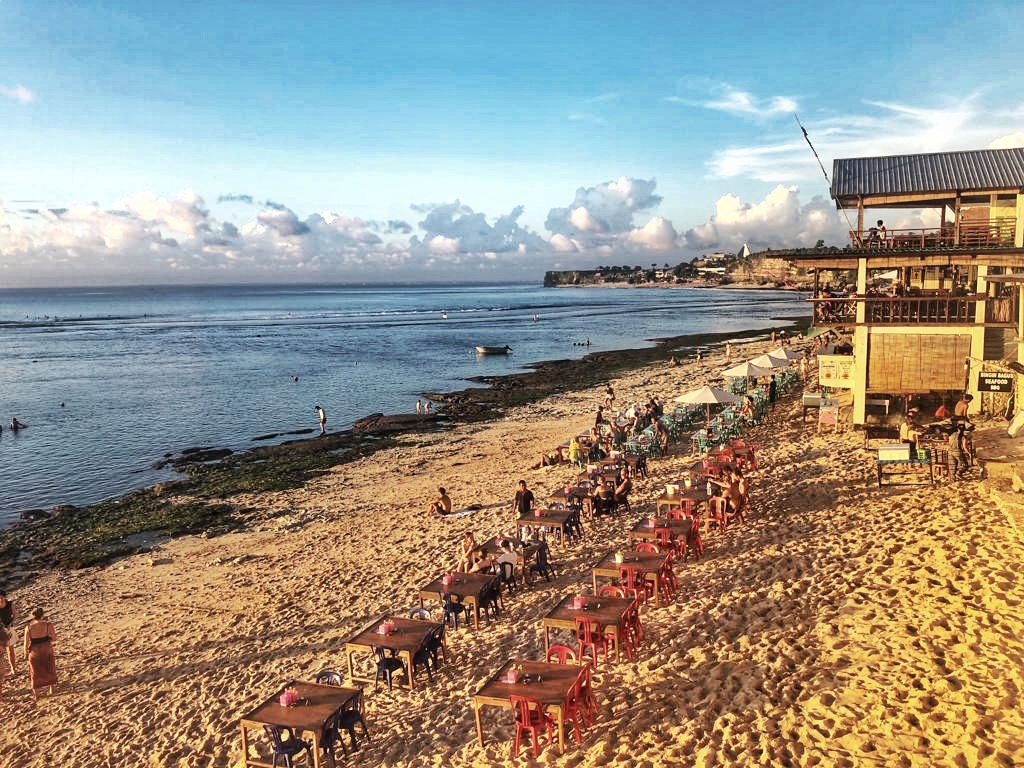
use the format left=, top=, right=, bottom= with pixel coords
left=2, top=338, right=1022, bottom=768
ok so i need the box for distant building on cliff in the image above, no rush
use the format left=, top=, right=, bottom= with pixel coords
left=778, top=147, right=1024, bottom=425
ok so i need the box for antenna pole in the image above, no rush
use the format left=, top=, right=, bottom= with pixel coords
left=795, top=114, right=861, bottom=246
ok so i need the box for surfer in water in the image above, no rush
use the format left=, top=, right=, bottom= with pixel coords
left=10, top=418, right=25, bottom=431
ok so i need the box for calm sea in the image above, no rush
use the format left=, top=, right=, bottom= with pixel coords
left=0, top=283, right=806, bottom=523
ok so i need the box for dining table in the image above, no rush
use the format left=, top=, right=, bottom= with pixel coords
left=516, top=507, right=573, bottom=544
left=629, top=516, right=692, bottom=545
left=540, top=593, right=635, bottom=661
left=343, top=616, right=442, bottom=691
left=654, top=485, right=709, bottom=516
left=239, top=679, right=361, bottom=768
left=591, top=549, right=674, bottom=607
left=471, top=659, right=585, bottom=755
left=418, top=572, right=498, bottom=629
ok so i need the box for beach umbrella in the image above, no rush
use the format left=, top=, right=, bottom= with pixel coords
left=749, top=353, right=790, bottom=370
left=766, top=346, right=803, bottom=362
left=721, top=361, right=775, bottom=379
left=673, top=385, right=742, bottom=422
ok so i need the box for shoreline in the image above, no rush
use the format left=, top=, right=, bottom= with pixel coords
left=0, top=317, right=806, bottom=578
left=2, top=334, right=1020, bottom=767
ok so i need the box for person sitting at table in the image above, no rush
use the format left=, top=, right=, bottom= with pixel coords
left=652, top=416, right=669, bottom=447
left=427, top=487, right=453, bottom=517
left=466, top=546, right=495, bottom=574
left=710, top=469, right=745, bottom=524
left=590, top=483, right=616, bottom=516
left=934, top=400, right=951, bottom=419
left=613, top=476, right=632, bottom=509
left=457, top=531, right=478, bottom=571
left=899, top=414, right=921, bottom=451
left=496, top=540, right=521, bottom=571
left=588, top=434, right=607, bottom=461
left=738, top=396, right=755, bottom=423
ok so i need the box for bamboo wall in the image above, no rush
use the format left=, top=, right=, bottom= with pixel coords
left=867, top=333, right=972, bottom=392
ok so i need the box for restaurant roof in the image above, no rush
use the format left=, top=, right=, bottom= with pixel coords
left=831, top=147, right=1024, bottom=203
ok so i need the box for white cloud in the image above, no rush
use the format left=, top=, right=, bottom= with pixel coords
left=546, top=176, right=663, bottom=241
left=990, top=132, right=1024, bottom=149
left=0, top=83, right=35, bottom=104
left=683, top=185, right=848, bottom=252
left=708, top=93, right=1024, bottom=182
left=667, top=80, right=797, bottom=119
left=627, top=216, right=678, bottom=250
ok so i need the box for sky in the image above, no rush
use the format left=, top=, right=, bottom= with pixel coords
left=1, top=0, right=1023, bottom=287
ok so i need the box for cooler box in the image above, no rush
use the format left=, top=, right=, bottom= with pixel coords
left=878, top=443, right=911, bottom=461
left=802, top=393, right=825, bottom=407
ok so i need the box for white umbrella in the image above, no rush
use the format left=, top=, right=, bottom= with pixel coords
left=749, top=353, right=790, bottom=370
left=673, top=385, right=742, bottom=423
left=766, top=347, right=803, bottom=362
left=722, top=361, right=775, bottom=379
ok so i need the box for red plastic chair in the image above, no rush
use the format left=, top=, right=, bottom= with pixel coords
left=509, top=694, right=556, bottom=758
left=623, top=600, right=644, bottom=646
left=634, top=541, right=660, bottom=555
left=563, top=677, right=589, bottom=744
left=577, top=664, right=599, bottom=726
left=597, top=584, right=626, bottom=599
left=667, top=499, right=695, bottom=519
left=685, top=522, right=705, bottom=560
left=618, top=564, right=654, bottom=605
left=574, top=614, right=610, bottom=667
left=546, top=643, right=579, bottom=665
left=656, top=560, right=677, bottom=602
left=653, top=528, right=682, bottom=559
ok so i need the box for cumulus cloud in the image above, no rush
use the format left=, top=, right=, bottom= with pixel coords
left=989, top=132, right=1024, bottom=149
left=0, top=83, right=35, bottom=104
left=627, top=216, right=678, bottom=250
left=546, top=177, right=663, bottom=241
left=683, top=185, right=848, bottom=252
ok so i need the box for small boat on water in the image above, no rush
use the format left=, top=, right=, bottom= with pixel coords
left=475, top=345, right=512, bottom=355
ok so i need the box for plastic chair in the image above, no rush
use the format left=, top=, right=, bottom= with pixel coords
left=563, top=677, right=589, bottom=744
left=441, top=592, right=466, bottom=629
left=529, top=540, right=556, bottom=582
left=509, top=694, right=556, bottom=758
left=372, top=646, right=407, bottom=692
left=656, top=560, right=677, bottom=602
left=425, top=622, right=447, bottom=667
left=574, top=614, right=610, bottom=667
left=498, top=561, right=518, bottom=595
left=337, top=687, right=370, bottom=752
left=597, top=584, right=626, bottom=599
left=684, top=522, right=705, bottom=561
left=654, top=528, right=682, bottom=559
left=263, top=725, right=312, bottom=768
left=479, top=581, right=502, bottom=621
left=577, top=664, right=600, bottom=726
left=634, top=541, right=660, bottom=555
left=618, top=564, right=653, bottom=605
left=546, top=643, right=579, bottom=665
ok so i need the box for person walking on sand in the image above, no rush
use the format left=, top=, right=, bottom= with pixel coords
left=416, top=399, right=422, bottom=415
left=0, top=590, right=15, bottom=674
left=424, top=401, right=432, bottom=415
left=314, top=405, right=327, bottom=435
left=23, top=607, right=57, bottom=698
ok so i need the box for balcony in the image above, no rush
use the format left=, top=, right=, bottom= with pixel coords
left=811, top=294, right=997, bottom=326
left=848, top=218, right=1017, bottom=250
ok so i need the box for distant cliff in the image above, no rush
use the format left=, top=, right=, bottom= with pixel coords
left=543, top=270, right=601, bottom=287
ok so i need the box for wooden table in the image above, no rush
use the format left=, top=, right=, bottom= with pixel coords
left=876, top=456, right=934, bottom=486
left=540, top=594, right=634, bottom=661
left=654, top=487, right=709, bottom=515
left=629, top=516, right=692, bottom=546
left=239, top=680, right=361, bottom=768
left=516, top=508, right=573, bottom=543
left=344, top=616, right=442, bottom=691
left=480, top=538, right=539, bottom=585
left=472, top=659, right=584, bottom=755
left=419, top=572, right=498, bottom=629
left=592, top=549, right=673, bottom=606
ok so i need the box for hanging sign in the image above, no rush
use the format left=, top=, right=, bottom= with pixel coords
left=977, top=371, right=1014, bottom=393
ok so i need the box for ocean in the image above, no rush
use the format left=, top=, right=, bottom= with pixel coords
left=0, top=283, right=807, bottom=524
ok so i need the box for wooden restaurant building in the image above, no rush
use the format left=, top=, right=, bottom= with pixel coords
left=783, top=147, right=1024, bottom=425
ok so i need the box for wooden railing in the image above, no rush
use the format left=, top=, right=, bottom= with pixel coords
left=810, top=295, right=984, bottom=325
left=848, top=217, right=1017, bottom=249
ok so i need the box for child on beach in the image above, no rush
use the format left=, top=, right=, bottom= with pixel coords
left=314, top=405, right=327, bottom=435
left=428, top=487, right=452, bottom=516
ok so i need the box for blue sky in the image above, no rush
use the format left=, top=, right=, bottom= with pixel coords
left=2, top=0, right=1022, bottom=286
